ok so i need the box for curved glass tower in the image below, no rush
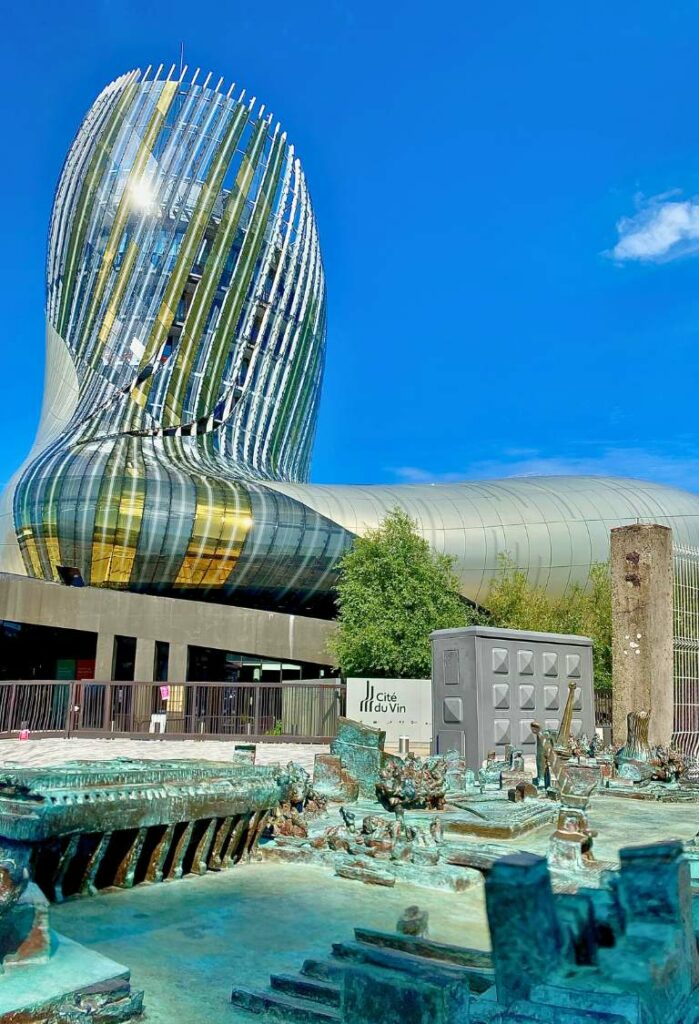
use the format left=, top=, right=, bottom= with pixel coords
left=2, top=65, right=699, bottom=613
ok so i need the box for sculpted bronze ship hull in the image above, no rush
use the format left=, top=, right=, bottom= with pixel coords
left=0, top=759, right=284, bottom=903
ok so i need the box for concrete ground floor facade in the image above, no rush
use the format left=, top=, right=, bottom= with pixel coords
left=0, top=573, right=336, bottom=684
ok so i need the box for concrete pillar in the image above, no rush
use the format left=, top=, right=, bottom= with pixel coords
left=167, top=643, right=188, bottom=684
left=485, top=852, right=563, bottom=1003
left=134, top=638, right=156, bottom=682
left=94, top=633, right=115, bottom=681
left=611, top=523, right=673, bottom=748
left=167, top=643, right=188, bottom=721
left=167, top=642, right=188, bottom=683
left=133, top=638, right=156, bottom=730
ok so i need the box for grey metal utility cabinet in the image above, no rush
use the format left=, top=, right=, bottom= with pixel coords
left=431, top=626, right=595, bottom=770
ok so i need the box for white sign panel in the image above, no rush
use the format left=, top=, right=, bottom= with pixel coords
left=346, top=678, right=432, bottom=744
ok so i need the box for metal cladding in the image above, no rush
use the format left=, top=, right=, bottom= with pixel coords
left=3, top=64, right=699, bottom=610
left=3, top=64, right=346, bottom=610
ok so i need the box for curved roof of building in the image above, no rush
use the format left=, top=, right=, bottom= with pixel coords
left=269, top=475, right=699, bottom=602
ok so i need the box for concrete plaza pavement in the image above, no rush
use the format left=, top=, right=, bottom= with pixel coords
left=0, top=737, right=329, bottom=774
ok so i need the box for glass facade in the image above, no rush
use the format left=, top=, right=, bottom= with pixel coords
left=4, top=64, right=699, bottom=612
left=7, top=66, right=351, bottom=612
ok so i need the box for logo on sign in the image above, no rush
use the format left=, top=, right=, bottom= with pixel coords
left=359, top=679, right=406, bottom=715
left=360, top=679, right=375, bottom=712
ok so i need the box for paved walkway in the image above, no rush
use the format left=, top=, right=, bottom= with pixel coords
left=0, top=738, right=328, bottom=774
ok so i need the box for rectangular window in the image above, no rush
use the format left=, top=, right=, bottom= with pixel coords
left=113, top=635, right=136, bottom=681
left=154, top=641, right=169, bottom=682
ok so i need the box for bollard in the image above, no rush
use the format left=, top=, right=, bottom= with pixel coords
left=398, top=736, right=410, bottom=755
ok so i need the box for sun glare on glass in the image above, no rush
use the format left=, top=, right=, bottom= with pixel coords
left=129, top=178, right=156, bottom=212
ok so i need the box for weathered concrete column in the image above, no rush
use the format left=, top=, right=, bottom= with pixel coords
left=94, top=633, right=115, bottom=681
left=485, top=852, right=563, bottom=1003
left=611, top=523, right=673, bottom=747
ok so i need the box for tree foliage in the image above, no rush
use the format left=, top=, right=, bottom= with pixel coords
left=330, top=511, right=612, bottom=690
left=330, top=508, right=478, bottom=678
left=484, top=556, right=612, bottom=691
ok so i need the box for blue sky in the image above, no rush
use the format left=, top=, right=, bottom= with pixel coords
left=2, top=1, right=699, bottom=489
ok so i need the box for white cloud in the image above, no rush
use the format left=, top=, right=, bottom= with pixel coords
left=391, top=446, right=699, bottom=492
left=392, top=466, right=465, bottom=484
left=610, top=195, right=699, bottom=262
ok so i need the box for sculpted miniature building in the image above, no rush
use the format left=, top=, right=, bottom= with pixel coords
left=233, top=840, right=699, bottom=1024
left=3, top=64, right=699, bottom=616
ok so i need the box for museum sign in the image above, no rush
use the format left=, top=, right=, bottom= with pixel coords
left=346, top=677, right=432, bottom=745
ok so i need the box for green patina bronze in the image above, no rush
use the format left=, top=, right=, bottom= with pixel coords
left=327, top=718, right=394, bottom=800
left=0, top=758, right=286, bottom=904
left=0, top=757, right=292, bottom=1022
left=233, top=840, right=699, bottom=1024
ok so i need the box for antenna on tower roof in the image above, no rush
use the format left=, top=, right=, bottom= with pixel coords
left=179, top=41, right=184, bottom=80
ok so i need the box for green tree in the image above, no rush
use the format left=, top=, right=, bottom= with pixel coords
left=330, top=508, right=478, bottom=678
left=485, top=555, right=612, bottom=691
left=584, top=562, right=613, bottom=692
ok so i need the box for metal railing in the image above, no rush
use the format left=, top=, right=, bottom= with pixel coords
left=673, top=543, right=699, bottom=755
left=594, top=691, right=612, bottom=729
left=0, top=679, right=345, bottom=743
